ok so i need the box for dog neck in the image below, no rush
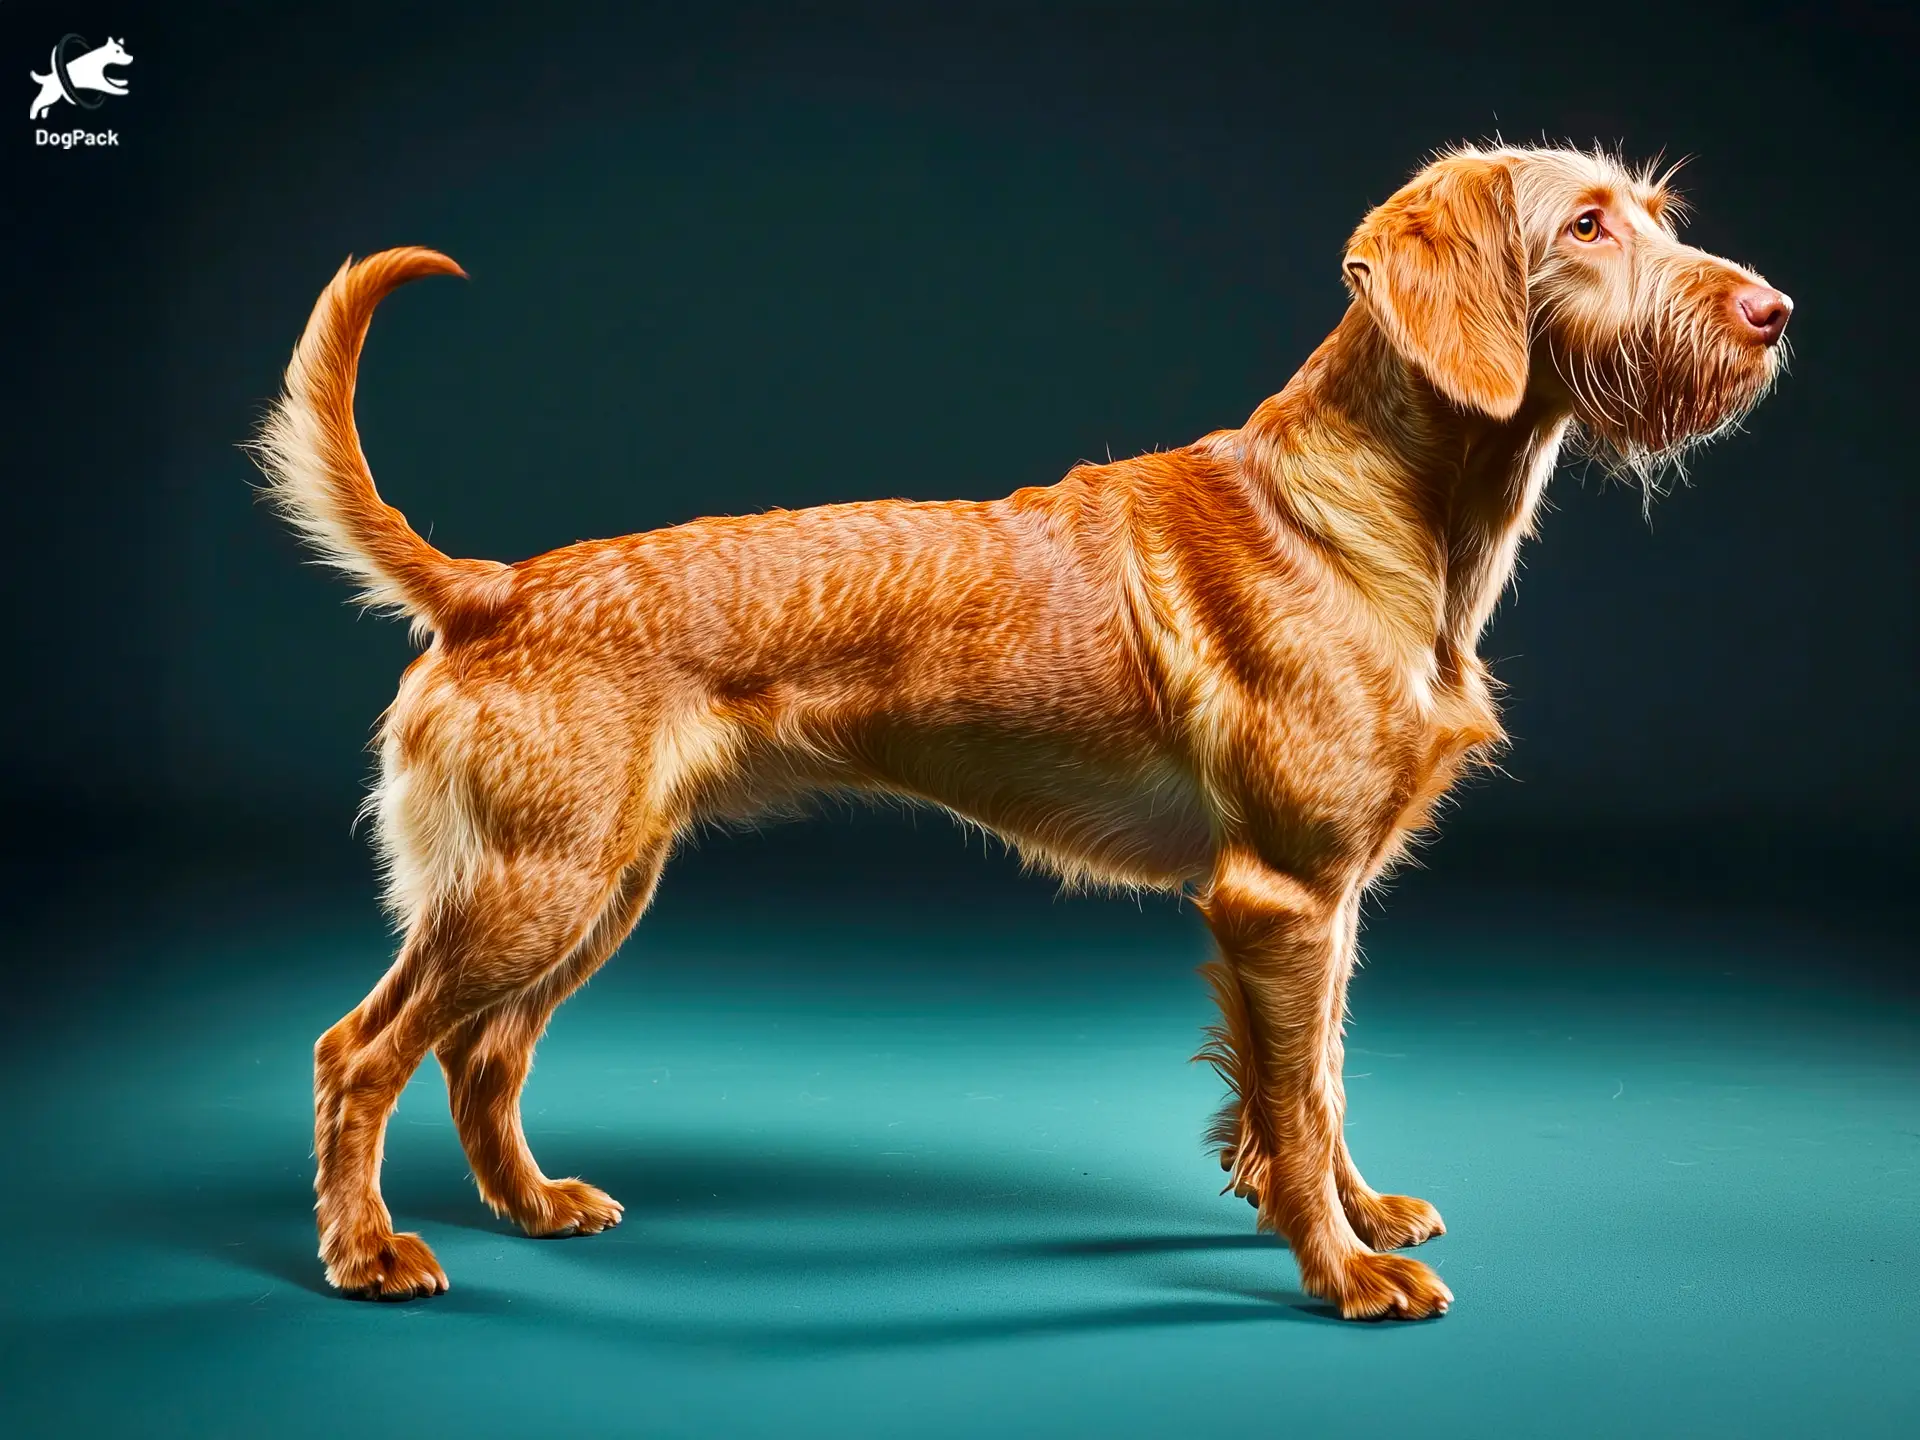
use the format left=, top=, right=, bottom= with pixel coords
left=1237, top=305, right=1572, bottom=681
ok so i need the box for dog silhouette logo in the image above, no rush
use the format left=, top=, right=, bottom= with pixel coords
left=29, top=35, right=132, bottom=121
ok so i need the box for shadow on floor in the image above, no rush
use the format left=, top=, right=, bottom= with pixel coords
left=96, top=1138, right=1328, bottom=1346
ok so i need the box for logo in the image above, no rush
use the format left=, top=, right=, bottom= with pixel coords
left=30, top=33, right=130, bottom=147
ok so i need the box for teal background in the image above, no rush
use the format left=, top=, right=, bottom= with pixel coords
left=4, top=0, right=1917, bottom=831
left=2, top=838, right=1914, bottom=1437
left=2, top=1, right=1915, bottom=1436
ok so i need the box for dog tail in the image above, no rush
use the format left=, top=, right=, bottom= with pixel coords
left=251, top=247, right=506, bottom=635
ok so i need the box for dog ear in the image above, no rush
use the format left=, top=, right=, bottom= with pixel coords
left=1342, top=154, right=1529, bottom=420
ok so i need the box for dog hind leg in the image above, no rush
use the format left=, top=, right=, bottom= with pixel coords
left=436, top=844, right=669, bottom=1237
left=311, top=852, right=618, bottom=1298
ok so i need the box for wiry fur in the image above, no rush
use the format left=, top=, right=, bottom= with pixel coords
left=254, top=146, right=1789, bottom=1317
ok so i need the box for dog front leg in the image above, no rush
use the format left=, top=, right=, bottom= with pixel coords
left=1217, top=890, right=1447, bottom=1249
left=1196, top=850, right=1450, bottom=1320
left=1324, top=892, right=1447, bottom=1250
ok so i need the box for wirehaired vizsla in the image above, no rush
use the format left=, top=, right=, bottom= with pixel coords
left=254, top=143, right=1790, bottom=1319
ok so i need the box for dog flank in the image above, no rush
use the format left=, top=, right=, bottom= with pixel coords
left=257, top=145, right=1788, bottom=1315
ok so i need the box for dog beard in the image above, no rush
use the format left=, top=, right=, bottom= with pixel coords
left=1551, top=286, right=1786, bottom=493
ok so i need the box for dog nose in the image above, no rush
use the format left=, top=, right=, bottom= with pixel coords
left=1733, top=284, right=1793, bottom=345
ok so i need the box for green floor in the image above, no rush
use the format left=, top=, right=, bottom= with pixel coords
left=2, top=878, right=1914, bottom=1438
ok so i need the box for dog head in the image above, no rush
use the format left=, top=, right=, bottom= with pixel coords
left=1341, top=144, right=1790, bottom=478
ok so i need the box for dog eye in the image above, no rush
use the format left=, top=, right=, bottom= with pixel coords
left=1569, top=211, right=1604, bottom=243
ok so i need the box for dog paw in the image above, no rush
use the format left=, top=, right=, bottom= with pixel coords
left=1308, top=1250, right=1452, bottom=1321
left=1220, top=1148, right=1263, bottom=1209
left=325, top=1230, right=450, bottom=1301
left=515, top=1178, right=624, bottom=1238
left=1345, top=1190, right=1446, bottom=1250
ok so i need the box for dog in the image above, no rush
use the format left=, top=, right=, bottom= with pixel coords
left=252, top=143, right=1790, bottom=1320
left=28, top=36, right=131, bottom=120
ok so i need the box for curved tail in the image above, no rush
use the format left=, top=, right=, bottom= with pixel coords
left=251, top=247, right=506, bottom=634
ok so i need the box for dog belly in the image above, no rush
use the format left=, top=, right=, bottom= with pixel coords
left=921, top=754, right=1216, bottom=889
left=707, top=721, right=1215, bottom=891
